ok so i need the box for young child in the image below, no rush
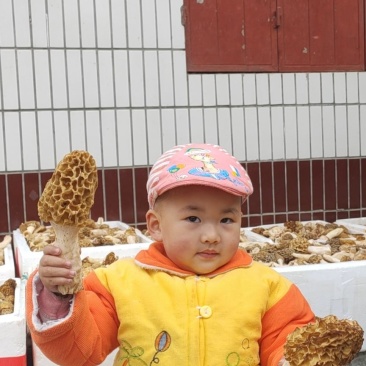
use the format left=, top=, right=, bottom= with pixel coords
left=26, top=143, right=315, bottom=366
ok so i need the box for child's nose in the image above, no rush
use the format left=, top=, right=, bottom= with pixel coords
left=201, top=224, right=220, bottom=243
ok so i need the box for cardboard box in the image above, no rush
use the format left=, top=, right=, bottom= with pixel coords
left=335, top=217, right=366, bottom=234
left=0, top=244, right=16, bottom=282
left=13, top=221, right=152, bottom=279
left=0, top=278, right=26, bottom=366
left=276, top=260, right=366, bottom=351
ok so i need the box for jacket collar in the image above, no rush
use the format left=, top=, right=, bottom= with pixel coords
left=135, top=242, right=253, bottom=278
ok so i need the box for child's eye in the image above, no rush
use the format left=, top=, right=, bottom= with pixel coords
left=186, top=216, right=200, bottom=223
left=221, top=217, right=233, bottom=224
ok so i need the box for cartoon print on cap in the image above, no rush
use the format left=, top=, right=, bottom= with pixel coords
left=183, top=147, right=245, bottom=187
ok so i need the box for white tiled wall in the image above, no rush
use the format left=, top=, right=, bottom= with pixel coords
left=0, top=0, right=365, bottom=173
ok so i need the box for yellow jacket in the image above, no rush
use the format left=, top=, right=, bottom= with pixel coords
left=27, top=242, right=314, bottom=366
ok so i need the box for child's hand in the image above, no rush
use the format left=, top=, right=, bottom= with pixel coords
left=38, top=245, right=76, bottom=293
left=277, top=357, right=290, bottom=366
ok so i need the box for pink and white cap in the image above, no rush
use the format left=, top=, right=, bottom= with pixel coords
left=146, top=143, right=253, bottom=208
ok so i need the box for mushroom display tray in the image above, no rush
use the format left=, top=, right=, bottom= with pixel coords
left=0, top=278, right=26, bottom=366
left=13, top=221, right=152, bottom=280
left=335, top=217, right=366, bottom=234
left=0, top=245, right=15, bottom=282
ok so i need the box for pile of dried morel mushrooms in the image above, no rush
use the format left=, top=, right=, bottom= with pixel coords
left=0, top=235, right=11, bottom=266
left=0, top=279, right=16, bottom=315
left=240, top=221, right=366, bottom=267
left=19, top=218, right=141, bottom=252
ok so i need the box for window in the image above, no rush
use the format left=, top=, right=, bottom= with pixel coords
left=182, top=0, right=365, bottom=72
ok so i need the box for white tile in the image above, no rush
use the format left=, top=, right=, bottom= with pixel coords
left=64, top=0, right=80, bottom=48
left=144, top=51, right=159, bottom=107
left=98, top=50, right=115, bottom=107
left=216, top=74, right=230, bottom=106
left=243, top=74, right=256, bottom=105
left=116, top=110, right=133, bottom=166
left=158, top=51, right=174, bottom=107
left=131, top=110, right=147, bottom=165
left=126, top=0, right=142, bottom=48
left=156, top=0, right=171, bottom=48
left=361, top=106, right=366, bottom=156
left=175, top=109, right=191, bottom=146
left=256, top=74, right=269, bottom=106
left=244, top=107, right=259, bottom=161
left=297, top=106, right=311, bottom=159
left=189, top=108, right=204, bottom=142
left=322, top=106, right=336, bottom=158
left=114, top=50, right=130, bottom=107
left=335, top=105, right=348, bottom=157
left=111, top=0, right=127, bottom=48
left=347, top=105, right=360, bottom=157
left=171, top=0, right=185, bottom=49
left=229, top=74, right=244, bottom=106
left=4, top=113, right=22, bottom=171
left=101, top=110, right=118, bottom=167
left=67, top=50, right=84, bottom=108
left=334, top=72, right=347, bottom=104
left=54, top=110, right=71, bottom=159
left=82, top=50, right=100, bottom=108
left=50, top=50, right=68, bottom=108
left=13, top=0, right=31, bottom=47
left=308, top=73, right=321, bottom=104
left=202, top=74, right=216, bottom=106
left=173, top=51, right=188, bottom=106
left=38, top=111, right=56, bottom=169
left=17, top=50, right=35, bottom=109
left=69, top=110, right=86, bottom=151
left=203, top=108, right=219, bottom=144
left=129, top=51, right=145, bottom=107
left=309, top=106, right=323, bottom=158
left=321, top=73, right=334, bottom=104
left=188, top=74, right=203, bottom=106
left=269, top=74, right=283, bottom=105
left=270, top=106, right=285, bottom=160
left=295, top=73, right=308, bottom=104
left=161, top=109, right=177, bottom=151
left=85, top=110, right=102, bottom=165
left=141, top=0, right=157, bottom=48
left=217, top=108, right=232, bottom=150
left=0, top=115, right=4, bottom=170
left=258, top=107, right=272, bottom=160
left=282, top=73, right=296, bottom=105
left=30, top=0, right=48, bottom=48
left=146, top=109, right=163, bottom=165
left=346, top=72, right=359, bottom=104
left=34, top=50, right=51, bottom=109
left=20, top=113, right=41, bottom=171
left=95, top=0, right=112, bottom=48
left=1, top=50, right=19, bottom=110
left=48, top=0, right=64, bottom=47
left=0, top=0, right=14, bottom=47
left=231, top=107, right=246, bottom=161
left=284, top=106, right=298, bottom=159
left=359, top=72, right=366, bottom=103
left=79, top=0, right=96, bottom=47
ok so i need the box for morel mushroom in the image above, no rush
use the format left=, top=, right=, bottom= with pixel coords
left=284, top=315, right=364, bottom=366
left=38, top=150, right=98, bottom=295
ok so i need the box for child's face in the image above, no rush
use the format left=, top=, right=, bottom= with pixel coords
left=147, top=185, right=242, bottom=274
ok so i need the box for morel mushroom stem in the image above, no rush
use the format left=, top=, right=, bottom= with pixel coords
left=51, top=222, right=82, bottom=295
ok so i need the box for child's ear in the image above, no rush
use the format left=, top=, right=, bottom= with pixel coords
left=146, top=209, right=163, bottom=242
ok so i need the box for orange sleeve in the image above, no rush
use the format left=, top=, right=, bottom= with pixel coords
left=260, top=284, right=315, bottom=366
left=26, top=271, right=119, bottom=366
